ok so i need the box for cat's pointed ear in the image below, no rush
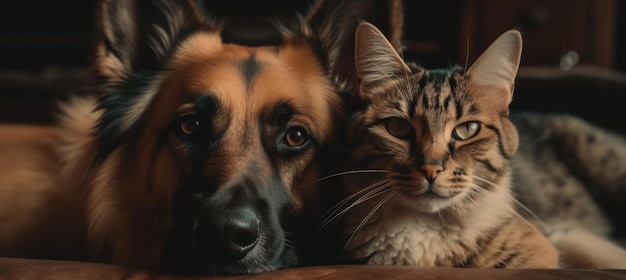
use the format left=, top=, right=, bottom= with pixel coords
left=299, top=0, right=404, bottom=92
left=94, top=0, right=216, bottom=85
left=466, top=30, right=522, bottom=104
left=355, top=22, right=411, bottom=98
left=467, top=30, right=522, bottom=158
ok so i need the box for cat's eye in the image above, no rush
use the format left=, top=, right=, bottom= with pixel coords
left=283, top=126, right=309, bottom=147
left=385, top=117, right=413, bottom=139
left=453, top=121, right=480, bottom=140
left=178, top=114, right=200, bottom=136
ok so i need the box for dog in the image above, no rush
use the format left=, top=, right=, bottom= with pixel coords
left=0, top=0, right=402, bottom=275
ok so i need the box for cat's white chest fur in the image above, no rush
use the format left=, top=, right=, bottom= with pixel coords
left=346, top=193, right=511, bottom=266
left=350, top=213, right=464, bottom=265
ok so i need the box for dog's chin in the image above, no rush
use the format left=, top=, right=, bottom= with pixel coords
left=164, top=243, right=297, bottom=275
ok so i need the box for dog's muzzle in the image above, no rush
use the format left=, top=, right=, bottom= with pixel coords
left=195, top=205, right=260, bottom=260
left=163, top=177, right=294, bottom=274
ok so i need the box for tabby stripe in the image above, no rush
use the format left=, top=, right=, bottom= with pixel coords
left=454, top=243, right=476, bottom=268
left=476, top=217, right=514, bottom=249
left=421, top=91, right=429, bottom=109
left=418, top=77, right=429, bottom=109
left=469, top=104, right=480, bottom=115
left=448, top=74, right=458, bottom=96
left=409, top=93, right=417, bottom=118
left=476, top=226, right=500, bottom=249
left=391, top=100, right=403, bottom=112
left=493, top=252, right=520, bottom=269
left=476, top=159, right=502, bottom=174
left=443, top=95, right=452, bottom=112
left=454, top=99, right=464, bottom=120
left=485, top=124, right=511, bottom=159
left=482, top=217, right=515, bottom=268
left=448, top=140, right=456, bottom=157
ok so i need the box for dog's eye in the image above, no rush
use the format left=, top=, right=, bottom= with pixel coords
left=453, top=121, right=480, bottom=140
left=385, top=117, right=413, bottom=139
left=283, top=126, right=309, bottom=147
left=179, top=114, right=200, bottom=136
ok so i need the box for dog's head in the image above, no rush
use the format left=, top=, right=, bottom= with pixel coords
left=87, top=0, right=402, bottom=274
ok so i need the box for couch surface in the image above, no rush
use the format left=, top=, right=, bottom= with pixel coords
left=1, top=257, right=626, bottom=280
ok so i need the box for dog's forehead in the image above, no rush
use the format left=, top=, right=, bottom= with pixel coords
left=166, top=32, right=339, bottom=136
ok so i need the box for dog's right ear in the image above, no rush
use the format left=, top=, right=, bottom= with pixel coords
left=93, top=0, right=216, bottom=85
left=297, top=0, right=404, bottom=93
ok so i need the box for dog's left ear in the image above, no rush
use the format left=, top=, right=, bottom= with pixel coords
left=92, top=0, right=218, bottom=162
left=93, top=0, right=216, bottom=85
left=298, top=0, right=403, bottom=92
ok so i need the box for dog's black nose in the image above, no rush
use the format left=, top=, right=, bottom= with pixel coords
left=195, top=206, right=260, bottom=260
left=223, top=208, right=259, bottom=259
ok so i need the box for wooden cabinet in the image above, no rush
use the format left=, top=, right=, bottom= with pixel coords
left=402, top=0, right=616, bottom=69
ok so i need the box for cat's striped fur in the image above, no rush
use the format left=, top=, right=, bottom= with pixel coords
left=326, top=22, right=626, bottom=269
left=329, top=23, right=559, bottom=268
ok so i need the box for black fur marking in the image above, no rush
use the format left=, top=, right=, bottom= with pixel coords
left=455, top=253, right=476, bottom=268
left=175, top=94, right=229, bottom=154
left=443, top=95, right=452, bottom=112
left=408, top=89, right=418, bottom=118
left=448, top=73, right=458, bottom=97
left=267, top=101, right=296, bottom=129
left=468, top=104, right=480, bottom=115
left=390, top=100, right=404, bottom=113
left=95, top=71, right=158, bottom=162
left=475, top=160, right=503, bottom=191
left=421, top=93, right=430, bottom=110
left=586, top=134, right=596, bottom=143
left=493, top=252, right=519, bottom=269
left=454, top=100, right=464, bottom=120
left=448, top=139, right=456, bottom=157
left=418, top=77, right=429, bottom=109
left=485, top=124, right=511, bottom=159
left=427, top=69, right=447, bottom=94
left=239, top=55, right=261, bottom=89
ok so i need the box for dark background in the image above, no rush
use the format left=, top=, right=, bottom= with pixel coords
left=1, top=0, right=625, bottom=129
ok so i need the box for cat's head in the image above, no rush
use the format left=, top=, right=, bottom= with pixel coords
left=345, top=23, right=522, bottom=214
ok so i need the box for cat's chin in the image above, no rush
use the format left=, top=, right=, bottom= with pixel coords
left=400, top=188, right=464, bottom=213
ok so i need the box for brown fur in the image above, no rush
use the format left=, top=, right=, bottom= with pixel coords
left=0, top=0, right=402, bottom=275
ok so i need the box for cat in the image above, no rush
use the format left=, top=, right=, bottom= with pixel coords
left=321, top=22, right=626, bottom=268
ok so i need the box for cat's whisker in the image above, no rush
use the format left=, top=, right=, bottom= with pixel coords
left=344, top=189, right=399, bottom=251
left=468, top=174, right=499, bottom=189
left=307, top=169, right=391, bottom=186
left=470, top=175, right=547, bottom=228
left=330, top=180, right=397, bottom=222
left=468, top=181, right=543, bottom=231
left=316, top=178, right=393, bottom=232
left=463, top=36, right=470, bottom=73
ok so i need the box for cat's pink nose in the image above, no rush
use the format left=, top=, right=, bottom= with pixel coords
left=420, top=164, right=444, bottom=181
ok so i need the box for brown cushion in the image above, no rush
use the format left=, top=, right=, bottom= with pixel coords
left=1, top=257, right=626, bottom=280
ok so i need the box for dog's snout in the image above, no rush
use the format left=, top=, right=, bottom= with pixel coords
left=187, top=179, right=266, bottom=261
left=223, top=208, right=260, bottom=259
